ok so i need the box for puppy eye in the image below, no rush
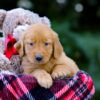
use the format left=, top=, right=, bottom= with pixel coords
left=28, top=42, right=34, bottom=46
left=44, top=42, right=49, bottom=46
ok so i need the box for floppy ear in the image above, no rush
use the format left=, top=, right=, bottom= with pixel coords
left=53, top=32, right=63, bottom=59
left=14, top=32, right=25, bottom=57
left=14, top=40, right=24, bottom=57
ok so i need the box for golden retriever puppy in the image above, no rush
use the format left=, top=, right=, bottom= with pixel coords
left=14, top=23, right=79, bottom=88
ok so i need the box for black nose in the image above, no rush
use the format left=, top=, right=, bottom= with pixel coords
left=35, top=54, right=43, bottom=61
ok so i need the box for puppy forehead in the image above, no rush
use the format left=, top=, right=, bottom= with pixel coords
left=25, top=25, right=53, bottom=41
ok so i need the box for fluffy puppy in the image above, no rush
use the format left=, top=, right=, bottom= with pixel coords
left=15, top=23, right=79, bottom=88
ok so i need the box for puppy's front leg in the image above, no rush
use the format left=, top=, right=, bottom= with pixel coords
left=51, top=65, right=73, bottom=79
left=31, top=69, right=53, bottom=88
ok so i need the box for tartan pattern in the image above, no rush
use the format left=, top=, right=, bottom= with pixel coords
left=0, top=71, right=95, bottom=100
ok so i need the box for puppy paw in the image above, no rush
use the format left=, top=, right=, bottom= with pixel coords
left=51, top=66, right=71, bottom=79
left=37, top=74, right=53, bottom=88
left=32, top=69, right=53, bottom=88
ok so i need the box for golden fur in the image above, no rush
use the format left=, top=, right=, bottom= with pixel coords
left=15, top=23, right=79, bottom=88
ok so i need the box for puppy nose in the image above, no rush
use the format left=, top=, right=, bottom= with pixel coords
left=35, top=54, right=43, bottom=61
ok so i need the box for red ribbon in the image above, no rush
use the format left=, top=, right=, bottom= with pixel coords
left=4, top=34, right=18, bottom=59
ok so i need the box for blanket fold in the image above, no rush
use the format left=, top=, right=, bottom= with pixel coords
left=0, top=71, right=95, bottom=100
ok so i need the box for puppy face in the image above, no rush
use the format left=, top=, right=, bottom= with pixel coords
left=24, top=28, right=53, bottom=64
left=15, top=24, right=63, bottom=65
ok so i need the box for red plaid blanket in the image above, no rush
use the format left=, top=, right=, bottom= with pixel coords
left=0, top=71, right=95, bottom=100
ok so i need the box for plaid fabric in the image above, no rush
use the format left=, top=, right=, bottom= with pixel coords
left=0, top=71, right=95, bottom=100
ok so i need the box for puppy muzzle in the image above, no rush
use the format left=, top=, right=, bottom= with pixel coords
left=35, top=54, right=43, bottom=62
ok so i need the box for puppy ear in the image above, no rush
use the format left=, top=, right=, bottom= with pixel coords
left=53, top=32, right=63, bottom=59
left=14, top=40, right=24, bottom=57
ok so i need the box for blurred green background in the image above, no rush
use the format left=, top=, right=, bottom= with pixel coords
left=0, top=0, right=100, bottom=99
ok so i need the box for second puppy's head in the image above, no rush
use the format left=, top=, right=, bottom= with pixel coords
left=15, top=23, right=63, bottom=64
